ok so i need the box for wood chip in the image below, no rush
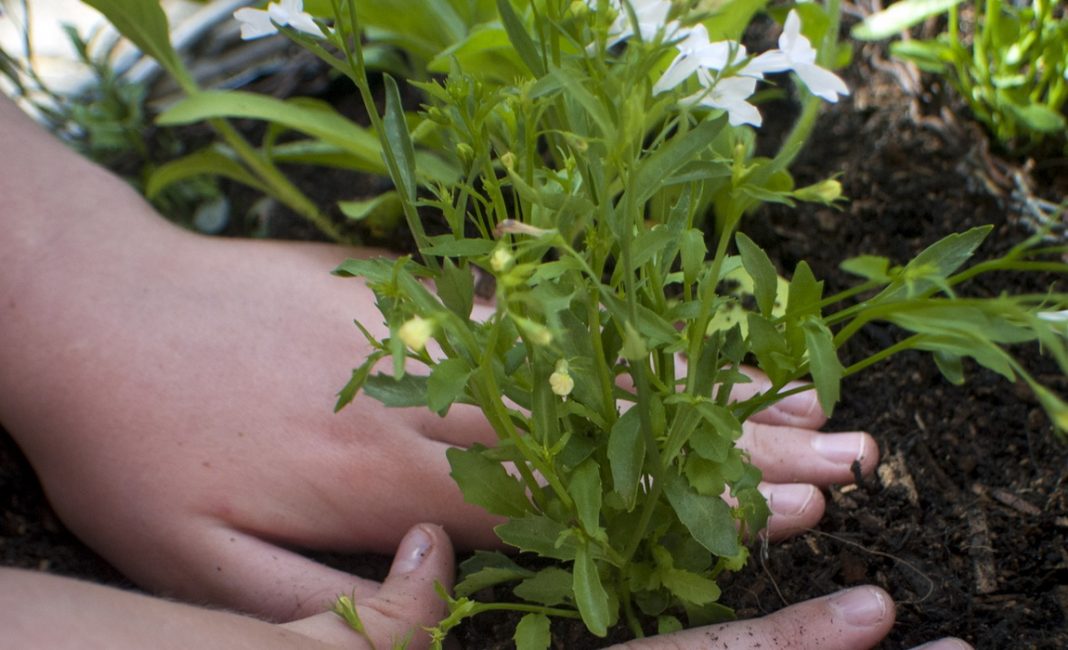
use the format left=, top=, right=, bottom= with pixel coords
left=966, top=503, right=998, bottom=595
left=972, top=483, right=1043, bottom=516
left=877, top=450, right=919, bottom=506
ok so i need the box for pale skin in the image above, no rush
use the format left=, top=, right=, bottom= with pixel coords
left=0, top=95, right=970, bottom=649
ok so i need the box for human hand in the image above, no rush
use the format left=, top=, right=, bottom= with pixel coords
left=0, top=524, right=454, bottom=650
left=0, top=225, right=874, bottom=623
left=0, top=97, right=875, bottom=620
left=612, top=586, right=972, bottom=650
left=0, top=535, right=970, bottom=650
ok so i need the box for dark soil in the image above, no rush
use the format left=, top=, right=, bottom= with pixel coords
left=2, top=32, right=1066, bottom=650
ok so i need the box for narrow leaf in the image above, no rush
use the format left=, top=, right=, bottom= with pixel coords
left=382, top=74, right=418, bottom=202
left=496, top=0, right=545, bottom=76
left=736, top=233, right=778, bottom=317
left=573, top=543, right=610, bottom=637
left=801, top=319, right=843, bottom=415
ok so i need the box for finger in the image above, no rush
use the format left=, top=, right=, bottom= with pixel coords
left=282, top=524, right=455, bottom=650
left=413, top=402, right=501, bottom=447
left=909, top=640, right=974, bottom=650
left=164, top=522, right=381, bottom=622
left=759, top=483, right=825, bottom=541
left=740, top=421, right=879, bottom=485
left=610, top=586, right=895, bottom=650
left=725, top=366, right=828, bottom=429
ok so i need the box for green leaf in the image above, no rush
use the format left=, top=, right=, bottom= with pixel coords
left=802, top=319, right=843, bottom=416
left=662, top=568, right=721, bottom=606
left=886, top=226, right=992, bottom=299
left=455, top=553, right=533, bottom=596
left=448, top=446, right=532, bottom=517
left=420, top=237, right=497, bottom=257
left=364, top=373, right=428, bottom=407
left=427, top=358, right=472, bottom=414
left=840, top=255, right=891, bottom=282
left=496, top=0, right=545, bottom=76
left=514, top=613, right=552, bottom=650
left=786, top=261, right=823, bottom=318
left=746, top=314, right=793, bottom=386
left=495, top=516, right=576, bottom=560
left=630, top=118, right=724, bottom=206
left=338, top=192, right=403, bottom=223
left=334, top=351, right=386, bottom=412
left=514, top=567, right=574, bottom=606
left=81, top=0, right=194, bottom=91
left=735, top=233, right=778, bottom=317
left=680, top=229, right=708, bottom=288
left=382, top=74, right=418, bottom=202
left=436, top=259, right=475, bottom=319
left=146, top=148, right=267, bottom=199
left=608, top=408, right=644, bottom=510
left=569, top=460, right=602, bottom=535
left=663, top=473, right=739, bottom=557
left=1004, top=101, right=1067, bottom=133
left=852, top=0, right=964, bottom=41
left=573, top=542, right=610, bottom=637
left=159, top=93, right=385, bottom=173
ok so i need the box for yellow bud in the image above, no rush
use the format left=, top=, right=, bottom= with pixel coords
left=530, top=325, right=553, bottom=347
left=794, top=179, right=844, bottom=205
left=490, top=246, right=514, bottom=273
left=500, top=151, right=517, bottom=171
left=549, top=359, right=574, bottom=397
left=397, top=316, right=434, bottom=352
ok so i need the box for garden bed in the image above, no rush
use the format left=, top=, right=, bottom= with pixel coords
left=1, top=29, right=1066, bottom=649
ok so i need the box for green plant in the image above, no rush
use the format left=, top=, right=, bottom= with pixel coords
left=80, top=0, right=1068, bottom=646
left=853, top=0, right=1068, bottom=154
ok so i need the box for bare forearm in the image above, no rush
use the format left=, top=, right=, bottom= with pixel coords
left=0, top=568, right=341, bottom=650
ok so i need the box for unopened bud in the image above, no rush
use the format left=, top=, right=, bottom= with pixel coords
left=794, top=179, right=844, bottom=205
left=490, top=246, right=514, bottom=273
left=397, top=316, right=434, bottom=352
left=456, top=142, right=474, bottom=164
left=500, top=151, right=517, bottom=171
left=495, top=219, right=549, bottom=237
left=549, top=359, right=574, bottom=397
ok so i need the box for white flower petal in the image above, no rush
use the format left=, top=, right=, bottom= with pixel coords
left=234, top=7, right=277, bottom=40
left=781, top=10, right=817, bottom=64
left=740, top=49, right=790, bottom=77
left=287, top=11, right=320, bottom=36
left=654, top=55, right=701, bottom=94
left=793, top=62, right=850, bottom=102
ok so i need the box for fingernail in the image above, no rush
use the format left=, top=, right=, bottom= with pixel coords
left=778, top=388, right=819, bottom=417
left=811, top=432, right=867, bottom=464
left=912, top=639, right=973, bottom=650
left=829, top=587, right=888, bottom=627
left=764, top=484, right=817, bottom=517
left=393, top=525, right=433, bottom=574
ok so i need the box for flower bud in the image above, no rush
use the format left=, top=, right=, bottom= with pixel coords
left=397, top=316, right=434, bottom=352
left=794, top=179, right=844, bottom=205
left=490, top=246, right=514, bottom=273
left=455, top=142, right=474, bottom=165
left=549, top=359, right=574, bottom=397
left=500, top=151, right=517, bottom=171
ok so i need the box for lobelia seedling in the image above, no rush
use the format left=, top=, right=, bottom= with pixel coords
left=853, top=0, right=1068, bottom=155
left=81, top=0, right=1068, bottom=646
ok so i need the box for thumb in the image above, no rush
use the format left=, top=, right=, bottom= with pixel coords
left=282, top=524, right=454, bottom=649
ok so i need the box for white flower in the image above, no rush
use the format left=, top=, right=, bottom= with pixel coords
left=398, top=316, right=434, bottom=352
left=593, top=0, right=678, bottom=45
left=686, top=73, right=762, bottom=127
left=653, top=24, right=736, bottom=94
left=743, top=10, right=848, bottom=102
left=234, top=0, right=320, bottom=41
left=1038, top=310, right=1068, bottom=323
